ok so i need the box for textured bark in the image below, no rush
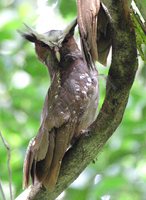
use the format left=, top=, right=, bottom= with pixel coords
left=16, top=0, right=138, bottom=199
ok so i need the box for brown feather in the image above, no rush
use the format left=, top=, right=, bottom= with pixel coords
left=23, top=138, right=35, bottom=188
left=34, top=130, right=55, bottom=183
left=43, top=120, right=77, bottom=190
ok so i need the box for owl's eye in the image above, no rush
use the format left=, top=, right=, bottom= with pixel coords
left=40, top=42, right=48, bottom=48
left=63, top=37, right=69, bottom=44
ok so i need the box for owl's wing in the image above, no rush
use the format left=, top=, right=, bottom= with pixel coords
left=23, top=73, right=72, bottom=189
left=42, top=118, right=77, bottom=190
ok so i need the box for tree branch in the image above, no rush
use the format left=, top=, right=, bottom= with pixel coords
left=16, top=1, right=138, bottom=199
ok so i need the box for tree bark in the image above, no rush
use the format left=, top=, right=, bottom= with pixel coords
left=16, top=0, right=138, bottom=199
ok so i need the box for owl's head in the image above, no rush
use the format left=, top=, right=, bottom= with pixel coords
left=20, top=19, right=77, bottom=64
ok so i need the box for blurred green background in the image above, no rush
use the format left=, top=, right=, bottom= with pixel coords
left=0, top=0, right=146, bottom=199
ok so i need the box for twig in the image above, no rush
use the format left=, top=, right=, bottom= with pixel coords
left=133, top=0, right=146, bottom=23
left=0, top=131, right=13, bottom=200
left=0, top=179, right=6, bottom=200
left=131, top=6, right=146, bottom=34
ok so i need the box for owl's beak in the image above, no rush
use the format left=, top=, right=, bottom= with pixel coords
left=54, top=46, right=61, bottom=62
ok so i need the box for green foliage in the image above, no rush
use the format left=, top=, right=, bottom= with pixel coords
left=0, top=0, right=146, bottom=199
left=48, top=0, right=77, bottom=19
left=132, top=12, right=146, bottom=63
left=58, top=0, right=77, bottom=19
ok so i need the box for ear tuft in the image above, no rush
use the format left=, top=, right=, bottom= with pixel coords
left=63, top=19, right=77, bottom=37
left=18, top=30, right=37, bottom=43
left=18, top=24, right=39, bottom=43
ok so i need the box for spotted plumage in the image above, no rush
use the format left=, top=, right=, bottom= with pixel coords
left=21, top=20, right=99, bottom=191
